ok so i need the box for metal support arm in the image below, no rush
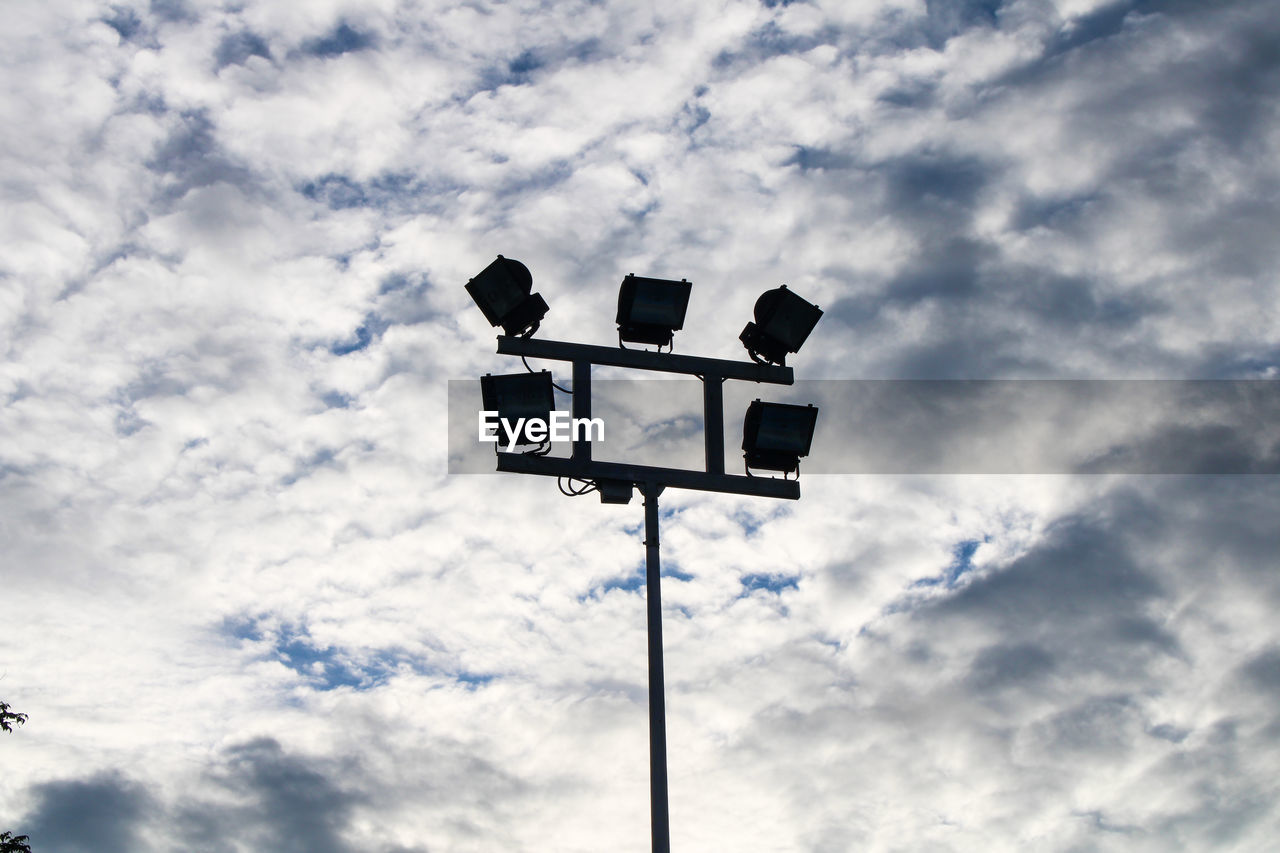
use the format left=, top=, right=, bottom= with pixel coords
left=498, top=335, right=794, bottom=384
left=495, top=453, right=800, bottom=500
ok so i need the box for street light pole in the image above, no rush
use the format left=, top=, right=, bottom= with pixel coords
left=466, top=259, right=822, bottom=851
left=478, top=334, right=813, bottom=852
left=643, top=481, right=670, bottom=853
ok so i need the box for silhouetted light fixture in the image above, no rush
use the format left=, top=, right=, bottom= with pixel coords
left=617, top=274, right=692, bottom=348
left=466, top=255, right=549, bottom=337
left=740, top=285, right=823, bottom=366
left=596, top=479, right=634, bottom=505
left=481, top=370, right=555, bottom=449
left=742, top=399, right=819, bottom=475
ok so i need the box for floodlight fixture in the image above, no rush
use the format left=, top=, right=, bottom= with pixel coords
left=742, top=399, right=819, bottom=476
left=617, top=274, right=692, bottom=348
left=596, top=479, right=634, bottom=505
left=740, top=285, right=823, bottom=366
left=466, top=255, right=549, bottom=337
left=481, top=370, right=556, bottom=450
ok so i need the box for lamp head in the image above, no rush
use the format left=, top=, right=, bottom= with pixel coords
left=466, top=255, right=549, bottom=337
left=616, top=274, right=692, bottom=347
left=480, top=370, right=556, bottom=448
left=740, top=285, right=822, bottom=366
left=742, top=399, right=819, bottom=474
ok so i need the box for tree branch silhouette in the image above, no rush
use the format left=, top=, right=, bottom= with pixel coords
left=0, top=833, right=32, bottom=853
left=1, top=700, right=33, bottom=853
left=0, top=701, right=28, bottom=733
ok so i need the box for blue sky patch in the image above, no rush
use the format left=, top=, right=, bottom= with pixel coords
left=103, top=6, right=142, bottom=40
left=225, top=618, right=465, bottom=691
left=786, top=145, right=855, bottom=172
left=597, top=571, right=645, bottom=595
left=663, top=563, right=695, bottom=582
left=276, top=637, right=367, bottom=690
left=508, top=49, right=544, bottom=78
left=948, top=539, right=981, bottom=582
left=279, top=447, right=338, bottom=487
left=302, top=174, right=366, bottom=209
left=741, top=572, right=801, bottom=594
left=730, top=510, right=764, bottom=536
left=329, top=313, right=390, bottom=356
left=456, top=671, right=496, bottom=689
left=329, top=324, right=373, bottom=356
left=302, top=23, right=375, bottom=58
left=912, top=538, right=984, bottom=589
left=215, top=30, right=271, bottom=69
left=581, top=562, right=690, bottom=600
left=320, top=391, right=352, bottom=409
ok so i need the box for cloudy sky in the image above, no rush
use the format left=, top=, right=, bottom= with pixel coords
left=3, top=0, right=1279, bottom=850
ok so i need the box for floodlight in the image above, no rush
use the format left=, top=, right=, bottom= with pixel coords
left=596, top=479, right=634, bottom=505
left=617, top=274, right=692, bottom=348
left=466, top=255, right=549, bottom=337
left=481, top=370, right=555, bottom=450
left=742, top=399, right=819, bottom=475
left=740, top=285, right=823, bottom=366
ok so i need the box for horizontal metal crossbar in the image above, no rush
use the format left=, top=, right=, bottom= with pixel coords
left=495, top=453, right=800, bottom=499
left=497, top=335, right=794, bottom=384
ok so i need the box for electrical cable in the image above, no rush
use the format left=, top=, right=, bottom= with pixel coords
left=558, top=477, right=599, bottom=496
left=521, top=354, right=572, bottom=394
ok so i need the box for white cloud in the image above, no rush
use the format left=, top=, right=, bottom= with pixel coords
left=3, top=0, right=1279, bottom=850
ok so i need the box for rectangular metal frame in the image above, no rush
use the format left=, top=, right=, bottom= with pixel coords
left=494, top=335, right=800, bottom=499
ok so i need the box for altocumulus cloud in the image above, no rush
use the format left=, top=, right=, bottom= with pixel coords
left=19, top=739, right=431, bottom=853
left=2, top=0, right=1279, bottom=850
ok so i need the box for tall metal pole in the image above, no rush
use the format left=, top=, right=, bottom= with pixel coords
left=487, top=333, right=806, bottom=850
left=643, top=481, right=670, bottom=853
